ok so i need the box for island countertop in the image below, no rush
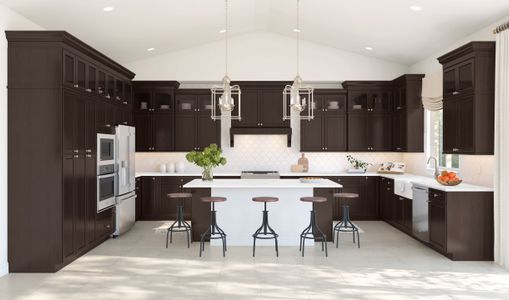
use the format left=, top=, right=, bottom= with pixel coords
left=183, top=178, right=343, bottom=189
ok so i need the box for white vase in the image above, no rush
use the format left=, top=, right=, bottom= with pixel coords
left=159, top=164, right=167, bottom=173
left=166, top=162, right=175, bottom=173
left=176, top=162, right=186, bottom=173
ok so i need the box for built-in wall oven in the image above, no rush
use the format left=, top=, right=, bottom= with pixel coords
left=97, top=133, right=117, bottom=212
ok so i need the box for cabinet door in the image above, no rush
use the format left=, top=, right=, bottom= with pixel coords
left=458, top=96, right=475, bottom=153
left=63, top=51, right=75, bottom=88
left=443, top=99, right=459, bottom=153
left=392, top=110, right=406, bottom=151
left=73, top=155, right=86, bottom=253
left=197, top=114, right=220, bottom=150
left=63, top=155, right=75, bottom=258
left=379, top=178, right=393, bottom=221
left=232, top=90, right=258, bottom=127
left=96, top=207, right=114, bottom=239
left=369, top=114, right=392, bottom=151
left=323, top=94, right=347, bottom=114
left=402, top=197, right=413, bottom=232
left=106, top=75, right=114, bottom=99
left=154, top=91, right=174, bottom=112
left=153, top=113, right=173, bottom=151
left=115, top=79, right=124, bottom=102
left=135, top=178, right=142, bottom=221
left=457, top=59, right=474, bottom=94
left=97, top=70, right=106, bottom=96
left=85, top=155, right=96, bottom=245
left=313, top=188, right=335, bottom=241
left=105, top=102, right=116, bottom=129
left=76, top=58, right=87, bottom=90
left=159, top=178, right=181, bottom=220
left=300, top=116, right=324, bottom=151
left=429, top=202, right=447, bottom=252
left=259, top=90, right=289, bottom=127
left=443, top=67, right=456, bottom=97
left=175, top=94, right=197, bottom=113
left=348, top=91, right=369, bottom=112
left=134, top=112, right=152, bottom=151
left=124, top=83, right=132, bottom=106
left=347, top=113, right=368, bottom=151
left=63, top=91, right=86, bottom=154
left=324, top=115, right=347, bottom=151
left=87, top=65, right=97, bottom=94
left=370, top=90, right=391, bottom=112
left=84, top=99, right=96, bottom=153
left=363, top=176, right=379, bottom=219
left=337, top=177, right=363, bottom=219
left=175, top=114, right=197, bottom=151
left=141, top=177, right=159, bottom=220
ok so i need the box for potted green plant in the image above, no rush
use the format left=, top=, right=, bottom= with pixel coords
left=186, top=143, right=227, bottom=181
left=346, top=155, right=371, bottom=173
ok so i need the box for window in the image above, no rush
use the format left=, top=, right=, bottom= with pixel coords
left=426, top=110, right=459, bottom=169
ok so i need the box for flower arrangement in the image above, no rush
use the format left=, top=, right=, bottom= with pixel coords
left=186, top=143, right=227, bottom=181
left=346, top=155, right=371, bottom=173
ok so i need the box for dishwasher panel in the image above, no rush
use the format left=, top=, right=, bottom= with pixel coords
left=412, top=184, right=429, bottom=243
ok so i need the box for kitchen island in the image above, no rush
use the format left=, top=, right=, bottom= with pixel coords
left=183, top=178, right=342, bottom=246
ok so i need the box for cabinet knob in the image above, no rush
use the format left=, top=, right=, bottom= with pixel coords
left=73, top=155, right=79, bottom=158
left=73, top=84, right=78, bottom=88
left=452, top=91, right=460, bottom=95
left=86, top=149, right=92, bottom=153
left=106, top=95, right=111, bottom=99
left=452, top=148, right=459, bottom=152
left=73, top=149, right=79, bottom=153
left=433, top=193, right=438, bottom=198
left=105, top=124, right=111, bottom=128
left=123, top=101, right=128, bottom=105
left=86, top=154, right=92, bottom=158
left=85, top=88, right=92, bottom=93
left=105, top=224, right=111, bottom=229
left=98, top=89, right=104, bottom=94
left=386, top=188, right=391, bottom=191
left=260, top=123, right=263, bottom=126
left=197, top=109, right=200, bottom=112
left=116, top=96, right=121, bottom=101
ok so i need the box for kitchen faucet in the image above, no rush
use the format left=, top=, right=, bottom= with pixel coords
left=427, top=156, right=440, bottom=178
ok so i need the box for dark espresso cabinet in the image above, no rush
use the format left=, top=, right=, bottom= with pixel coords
left=7, top=31, right=134, bottom=272
left=438, top=42, right=495, bottom=155
left=133, top=81, right=180, bottom=152
left=335, top=176, right=379, bottom=220
left=392, top=74, right=425, bottom=152
left=379, top=177, right=394, bottom=222
left=231, top=82, right=290, bottom=129
left=343, top=81, right=393, bottom=152
left=175, top=90, right=221, bottom=151
left=301, top=90, right=347, bottom=152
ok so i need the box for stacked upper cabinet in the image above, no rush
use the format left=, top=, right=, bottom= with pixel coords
left=300, top=89, right=347, bottom=151
left=391, top=74, right=425, bottom=152
left=343, top=81, right=393, bottom=151
left=7, top=31, right=135, bottom=272
left=133, top=81, right=180, bottom=152
left=438, top=42, right=495, bottom=155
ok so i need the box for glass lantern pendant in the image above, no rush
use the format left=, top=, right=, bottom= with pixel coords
left=210, top=0, right=241, bottom=121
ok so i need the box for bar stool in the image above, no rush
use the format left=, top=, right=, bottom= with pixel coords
left=252, top=197, right=279, bottom=257
left=166, top=193, right=193, bottom=248
left=199, top=197, right=227, bottom=257
left=299, top=196, right=328, bottom=257
left=333, top=193, right=360, bottom=248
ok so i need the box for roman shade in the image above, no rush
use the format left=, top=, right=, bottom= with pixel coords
left=421, top=72, right=443, bottom=111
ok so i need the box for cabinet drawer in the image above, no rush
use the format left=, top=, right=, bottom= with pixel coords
left=96, top=207, right=115, bottom=238
left=429, top=189, right=446, bottom=206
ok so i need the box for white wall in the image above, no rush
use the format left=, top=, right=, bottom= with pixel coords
left=126, top=31, right=408, bottom=81
left=404, top=17, right=509, bottom=188
left=0, top=4, right=44, bottom=277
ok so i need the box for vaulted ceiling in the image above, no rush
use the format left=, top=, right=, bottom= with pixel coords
left=1, top=0, right=508, bottom=65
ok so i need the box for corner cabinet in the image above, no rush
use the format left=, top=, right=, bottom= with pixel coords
left=133, top=81, right=180, bottom=152
left=438, top=42, right=495, bottom=155
left=343, top=81, right=393, bottom=152
left=300, top=90, right=347, bottom=152
left=175, top=90, right=221, bottom=151
left=7, top=31, right=134, bottom=272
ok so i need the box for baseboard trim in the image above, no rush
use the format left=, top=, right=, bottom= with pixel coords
left=0, top=261, right=8, bottom=277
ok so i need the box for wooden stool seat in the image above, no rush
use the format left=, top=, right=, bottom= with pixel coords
left=200, top=196, right=227, bottom=203
left=252, top=197, right=279, bottom=203
left=300, top=196, right=327, bottom=203
left=334, top=193, right=359, bottom=199
left=167, top=192, right=193, bottom=199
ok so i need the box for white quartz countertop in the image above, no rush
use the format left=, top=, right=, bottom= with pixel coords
left=183, top=178, right=343, bottom=189
left=136, top=172, right=493, bottom=192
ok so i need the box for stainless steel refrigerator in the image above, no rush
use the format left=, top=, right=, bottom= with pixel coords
left=114, top=125, right=136, bottom=236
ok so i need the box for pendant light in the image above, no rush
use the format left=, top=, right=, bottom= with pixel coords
left=283, top=0, right=314, bottom=121
left=211, top=0, right=241, bottom=121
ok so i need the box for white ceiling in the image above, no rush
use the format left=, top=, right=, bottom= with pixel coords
left=1, top=0, right=508, bottom=65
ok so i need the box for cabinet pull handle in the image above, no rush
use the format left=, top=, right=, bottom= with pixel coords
left=105, top=124, right=111, bottom=128
left=396, top=106, right=401, bottom=110
left=105, top=224, right=111, bottom=229
left=85, top=88, right=92, bottom=93
left=73, top=149, right=79, bottom=153
left=452, top=148, right=459, bottom=152
left=123, top=121, right=128, bottom=125
left=73, top=84, right=78, bottom=88
left=433, top=194, right=438, bottom=198
left=106, top=95, right=111, bottom=99
left=386, top=188, right=391, bottom=191
left=452, top=91, right=460, bottom=95
left=123, top=101, right=128, bottom=105
left=86, top=149, right=92, bottom=153
left=116, top=96, right=121, bottom=101
left=86, top=154, right=92, bottom=158
left=399, top=197, right=404, bottom=201
left=73, top=155, right=79, bottom=158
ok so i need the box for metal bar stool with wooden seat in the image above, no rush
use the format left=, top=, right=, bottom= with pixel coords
left=252, top=197, right=279, bottom=257
left=299, top=196, right=328, bottom=257
left=333, top=193, right=360, bottom=248
left=199, top=197, right=227, bottom=257
left=166, top=192, right=193, bottom=248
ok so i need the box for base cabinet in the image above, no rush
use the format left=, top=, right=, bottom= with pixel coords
left=334, top=176, right=379, bottom=220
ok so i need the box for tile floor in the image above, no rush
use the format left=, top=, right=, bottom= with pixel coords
left=1, top=221, right=508, bottom=300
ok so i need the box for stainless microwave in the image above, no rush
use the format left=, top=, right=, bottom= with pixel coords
left=97, top=133, right=115, bottom=173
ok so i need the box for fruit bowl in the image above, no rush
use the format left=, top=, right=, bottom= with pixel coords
left=436, top=171, right=462, bottom=186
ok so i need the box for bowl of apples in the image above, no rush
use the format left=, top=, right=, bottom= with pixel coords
left=436, top=170, right=462, bottom=186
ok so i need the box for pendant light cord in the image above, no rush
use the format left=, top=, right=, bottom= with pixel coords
left=296, top=0, right=300, bottom=77
left=225, top=0, right=229, bottom=77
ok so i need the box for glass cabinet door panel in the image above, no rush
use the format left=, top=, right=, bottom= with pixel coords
left=154, top=92, right=173, bottom=111
left=175, top=95, right=196, bottom=113
left=323, top=94, right=346, bottom=113
left=115, top=79, right=124, bottom=102
left=76, top=59, right=86, bottom=89
left=371, top=90, right=391, bottom=112
left=97, top=71, right=106, bottom=95
left=348, top=91, right=368, bottom=112
left=124, top=83, right=132, bottom=105
left=106, top=75, right=114, bottom=98
left=87, top=65, right=96, bottom=93
left=197, top=94, right=213, bottom=113
left=63, top=52, right=75, bottom=87
left=134, top=92, right=151, bottom=111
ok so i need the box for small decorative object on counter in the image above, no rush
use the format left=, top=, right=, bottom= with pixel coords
left=176, top=162, right=186, bottom=173
left=186, top=143, right=227, bottom=181
left=159, top=164, right=167, bottom=173
left=291, top=164, right=304, bottom=172
left=436, top=170, right=462, bottom=186
left=377, top=162, right=406, bottom=174
left=346, top=155, right=371, bottom=173
left=297, top=153, right=309, bottom=172
left=166, top=162, right=175, bottom=173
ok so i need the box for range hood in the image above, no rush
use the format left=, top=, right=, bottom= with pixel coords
left=229, top=127, right=292, bottom=147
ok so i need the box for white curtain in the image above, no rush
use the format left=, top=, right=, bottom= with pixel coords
left=421, top=72, right=443, bottom=111
left=495, top=29, right=509, bottom=269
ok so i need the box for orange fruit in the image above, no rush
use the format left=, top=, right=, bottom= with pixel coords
left=448, top=172, right=457, bottom=178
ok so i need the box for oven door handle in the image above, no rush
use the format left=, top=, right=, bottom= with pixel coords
left=97, top=173, right=116, bottom=179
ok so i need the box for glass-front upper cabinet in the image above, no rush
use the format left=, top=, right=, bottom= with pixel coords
left=134, top=91, right=151, bottom=111
left=76, top=58, right=87, bottom=90
left=63, top=51, right=75, bottom=88
left=348, top=91, right=369, bottom=112
left=97, top=70, right=106, bottom=96
left=153, top=92, right=173, bottom=112
left=322, top=94, right=346, bottom=113
left=197, top=94, right=213, bottom=114
left=123, top=83, right=132, bottom=106
left=106, top=75, right=114, bottom=99
left=87, top=65, right=96, bottom=93
left=370, top=90, right=391, bottom=112
left=175, top=94, right=196, bottom=113
left=115, top=79, right=124, bottom=102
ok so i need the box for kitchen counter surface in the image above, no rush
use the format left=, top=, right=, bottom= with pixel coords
left=136, top=172, right=493, bottom=192
left=183, top=178, right=342, bottom=189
